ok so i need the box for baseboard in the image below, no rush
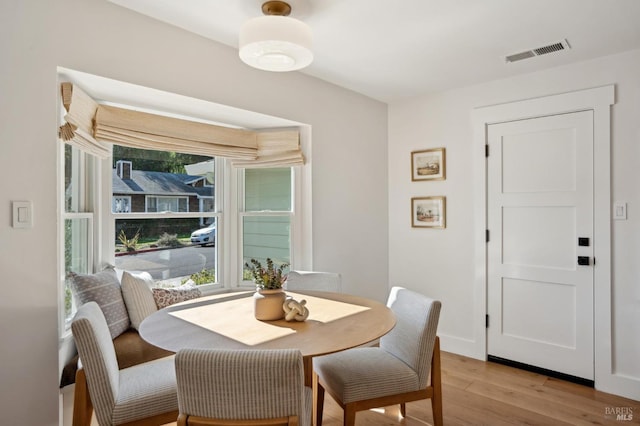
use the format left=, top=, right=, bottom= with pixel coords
left=488, top=355, right=595, bottom=388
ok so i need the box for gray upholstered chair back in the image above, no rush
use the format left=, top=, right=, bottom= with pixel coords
left=175, top=348, right=309, bottom=425
left=285, top=271, right=342, bottom=292
left=71, top=301, right=120, bottom=425
left=380, top=286, right=441, bottom=388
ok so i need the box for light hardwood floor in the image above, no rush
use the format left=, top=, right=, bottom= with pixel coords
left=65, top=351, right=639, bottom=426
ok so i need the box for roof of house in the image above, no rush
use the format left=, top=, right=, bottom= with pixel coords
left=112, top=169, right=212, bottom=198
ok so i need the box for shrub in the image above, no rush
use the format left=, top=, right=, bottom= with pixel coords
left=182, top=268, right=216, bottom=286
left=157, top=232, right=184, bottom=248
left=118, top=229, right=140, bottom=252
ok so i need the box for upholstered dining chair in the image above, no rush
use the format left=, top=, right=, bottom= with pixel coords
left=71, top=301, right=179, bottom=426
left=312, top=286, right=442, bottom=426
left=285, top=270, right=342, bottom=292
left=175, top=348, right=311, bottom=426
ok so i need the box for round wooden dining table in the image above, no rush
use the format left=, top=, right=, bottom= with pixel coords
left=139, top=290, right=396, bottom=386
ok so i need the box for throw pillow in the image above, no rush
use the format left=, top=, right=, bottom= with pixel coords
left=152, top=286, right=202, bottom=309
left=120, top=271, right=158, bottom=330
left=70, top=267, right=130, bottom=338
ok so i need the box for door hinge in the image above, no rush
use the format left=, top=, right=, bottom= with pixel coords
left=485, top=144, right=489, bottom=157
left=486, top=314, right=489, bottom=328
left=486, top=229, right=490, bottom=242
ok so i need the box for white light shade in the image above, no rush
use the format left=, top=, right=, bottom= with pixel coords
left=239, top=15, right=313, bottom=72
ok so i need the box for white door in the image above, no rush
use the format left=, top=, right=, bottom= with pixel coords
left=487, top=110, right=594, bottom=381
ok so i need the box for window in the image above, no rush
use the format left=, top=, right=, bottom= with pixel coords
left=111, top=146, right=218, bottom=288
left=241, top=168, right=293, bottom=281
left=64, top=216, right=92, bottom=317
left=192, top=195, right=215, bottom=227
left=112, top=196, right=131, bottom=213
left=145, top=196, right=189, bottom=213
left=107, top=151, right=299, bottom=289
left=60, top=144, right=95, bottom=326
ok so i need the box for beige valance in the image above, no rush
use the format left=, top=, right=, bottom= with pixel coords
left=231, top=130, right=304, bottom=168
left=94, top=105, right=258, bottom=160
left=58, top=82, right=305, bottom=167
left=58, top=83, right=111, bottom=158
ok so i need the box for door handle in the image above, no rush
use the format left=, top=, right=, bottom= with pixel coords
left=577, top=256, right=590, bottom=266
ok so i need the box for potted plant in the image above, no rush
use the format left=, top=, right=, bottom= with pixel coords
left=245, top=258, right=289, bottom=320
left=245, top=258, right=289, bottom=290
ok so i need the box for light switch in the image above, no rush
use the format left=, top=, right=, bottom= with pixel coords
left=613, top=202, right=627, bottom=220
left=18, top=207, right=28, bottom=222
left=12, top=201, right=32, bottom=228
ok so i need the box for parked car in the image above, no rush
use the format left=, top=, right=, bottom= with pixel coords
left=190, top=223, right=216, bottom=246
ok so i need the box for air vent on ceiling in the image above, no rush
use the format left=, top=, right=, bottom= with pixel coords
left=505, top=39, right=571, bottom=63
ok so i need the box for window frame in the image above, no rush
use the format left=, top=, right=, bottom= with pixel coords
left=213, top=159, right=305, bottom=289
left=58, top=144, right=101, bottom=332
left=107, top=159, right=301, bottom=290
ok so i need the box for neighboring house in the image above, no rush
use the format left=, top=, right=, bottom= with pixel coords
left=112, top=160, right=213, bottom=215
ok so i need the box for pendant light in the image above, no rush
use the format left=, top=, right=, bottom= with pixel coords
left=239, top=1, right=313, bottom=72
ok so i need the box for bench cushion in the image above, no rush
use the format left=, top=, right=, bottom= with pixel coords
left=60, top=329, right=172, bottom=388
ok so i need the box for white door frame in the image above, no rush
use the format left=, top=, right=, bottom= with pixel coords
left=472, top=85, right=614, bottom=390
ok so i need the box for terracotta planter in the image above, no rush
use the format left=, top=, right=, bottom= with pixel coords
left=253, top=288, right=286, bottom=320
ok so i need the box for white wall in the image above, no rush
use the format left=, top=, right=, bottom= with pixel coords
left=389, top=49, right=640, bottom=399
left=0, top=0, right=388, bottom=424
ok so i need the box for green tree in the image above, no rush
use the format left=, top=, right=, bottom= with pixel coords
left=113, top=146, right=209, bottom=174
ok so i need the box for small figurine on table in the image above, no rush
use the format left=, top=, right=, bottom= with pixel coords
left=283, top=297, right=309, bottom=322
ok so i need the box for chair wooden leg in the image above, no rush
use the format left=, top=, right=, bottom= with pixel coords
left=313, top=372, right=325, bottom=426
left=343, top=404, right=356, bottom=426
left=431, top=337, right=443, bottom=426
left=177, top=413, right=188, bottom=426
left=400, top=402, right=406, bottom=417
left=72, top=368, right=93, bottom=426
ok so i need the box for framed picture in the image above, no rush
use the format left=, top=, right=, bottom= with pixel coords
left=411, top=148, right=446, bottom=181
left=411, top=196, right=446, bottom=228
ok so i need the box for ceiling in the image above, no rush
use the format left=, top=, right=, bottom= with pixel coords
left=58, top=67, right=301, bottom=129
left=107, top=0, right=640, bottom=103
